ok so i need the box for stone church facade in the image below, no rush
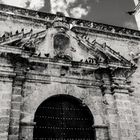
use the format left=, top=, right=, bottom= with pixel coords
left=0, top=4, right=140, bottom=140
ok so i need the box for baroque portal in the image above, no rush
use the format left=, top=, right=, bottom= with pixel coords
left=0, top=4, right=140, bottom=140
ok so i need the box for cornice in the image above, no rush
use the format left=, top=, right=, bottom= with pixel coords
left=72, top=26, right=140, bottom=41
left=0, top=4, right=140, bottom=40
left=0, top=43, right=134, bottom=72
left=0, top=44, right=136, bottom=84
left=0, top=70, right=16, bottom=82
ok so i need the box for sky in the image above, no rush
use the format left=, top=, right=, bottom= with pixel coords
left=0, top=0, right=138, bottom=30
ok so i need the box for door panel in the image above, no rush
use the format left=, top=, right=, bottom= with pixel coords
left=33, top=95, right=95, bottom=140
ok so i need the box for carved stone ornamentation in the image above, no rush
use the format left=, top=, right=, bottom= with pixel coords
left=0, top=3, right=139, bottom=140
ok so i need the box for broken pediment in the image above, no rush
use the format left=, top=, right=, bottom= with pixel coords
left=0, top=28, right=46, bottom=50
left=74, top=34, right=134, bottom=68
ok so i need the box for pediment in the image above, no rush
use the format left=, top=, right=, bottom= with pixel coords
left=0, top=27, right=133, bottom=70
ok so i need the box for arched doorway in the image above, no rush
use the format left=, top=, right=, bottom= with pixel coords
left=33, top=95, right=96, bottom=139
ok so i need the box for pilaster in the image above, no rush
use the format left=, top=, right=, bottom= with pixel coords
left=0, top=72, right=15, bottom=140
left=112, top=77, right=136, bottom=140
left=8, top=72, right=25, bottom=140
left=103, top=87, right=120, bottom=140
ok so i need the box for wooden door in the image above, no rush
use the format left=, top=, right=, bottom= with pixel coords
left=33, top=95, right=95, bottom=140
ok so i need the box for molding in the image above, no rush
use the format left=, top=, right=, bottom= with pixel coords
left=20, top=122, right=36, bottom=126
left=28, top=57, right=99, bottom=70
left=94, top=125, right=108, bottom=129
left=0, top=4, right=140, bottom=40
left=27, top=57, right=133, bottom=70
left=0, top=45, right=134, bottom=83
left=0, top=45, right=22, bottom=54
left=25, top=72, right=100, bottom=87
left=0, top=70, right=16, bottom=79
left=0, top=70, right=15, bottom=76
left=72, top=26, right=140, bottom=41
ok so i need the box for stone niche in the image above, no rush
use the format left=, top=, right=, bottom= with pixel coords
left=54, top=33, right=70, bottom=54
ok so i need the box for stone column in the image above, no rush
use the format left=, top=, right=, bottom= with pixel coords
left=8, top=73, right=25, bottom=140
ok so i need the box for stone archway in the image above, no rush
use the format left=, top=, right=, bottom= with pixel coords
left=33, top=94, right=96, bottom=140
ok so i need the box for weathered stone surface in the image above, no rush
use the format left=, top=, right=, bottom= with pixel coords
left=0, top=80, right=13, bottom=140
left=10, top=110, right=20, bottom=119
left=0, top=109, right=10, bottom=116
left=8, top=135, right=18, bottom=140
left=11, top=102, right=21, bottom=111
left=9, top=127, right=19, bottom=135
left=96, top=127, right=109, bottom=140
left=0, top=125, right=9, bottom=133
left=0, top=3, right=139, bottom=140
left=11, top=95, right=22, bottom=102
left=0, top=133, right=8, bottom=140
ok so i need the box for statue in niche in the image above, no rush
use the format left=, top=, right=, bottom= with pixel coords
left=53, top=33, right=72, bottom=61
